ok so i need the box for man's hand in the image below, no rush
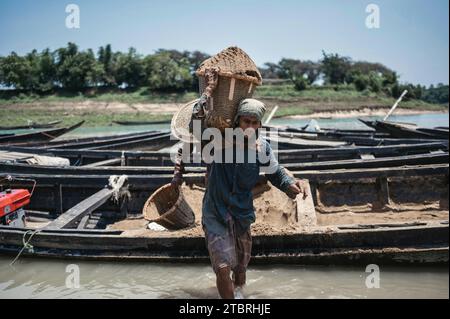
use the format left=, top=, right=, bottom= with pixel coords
left=171, top=172, right=183, bottom=188
left=171, top=156, right=184, bottom=188
left=287, top=179, right=309, bottom=200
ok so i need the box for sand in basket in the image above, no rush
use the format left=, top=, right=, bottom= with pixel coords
left=143, top=183, right=195, bottom=230
left=196, top=46, right=263, bottom=132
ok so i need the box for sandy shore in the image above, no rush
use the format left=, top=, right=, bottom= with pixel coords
left=4, top=101, right=182, bottom=114
left=3, top=101, right=447, bottom=122
left=285, top=108, right=448, bottom=120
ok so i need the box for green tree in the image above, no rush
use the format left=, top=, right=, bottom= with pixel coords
left=278, top=59, right=320, bottom=84
left=422, top=84, right=449, bottom=104
left=260, top=62, right=281, bottom=79
left=37, top=49, right=57, bottom=92
left=115, top=48, right=146, bottom=88
left=0, top=52, right=33, bottom=90
left=0, top=57, right=4, bottom=85
left=293, top=75, right=308, bottom=91
left=368, top=71, right=382, bottom=93
left=144, top=52, right=193, bottom=91
left=321, top=51, right=352, bottom=85
left=188, top=51, right=210, bottom=72
left=56, top=43, right=101, bottom=90
left=98, top=44, right=116, bottom=86
left=353, top=74, right=370, bottom=91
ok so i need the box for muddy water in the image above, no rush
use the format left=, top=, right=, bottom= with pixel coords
left=0, top=257, right=448, bottom=299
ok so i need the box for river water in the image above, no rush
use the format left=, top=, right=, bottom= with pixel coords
left=0, top=257, right=448, bottom=299
left=3, top=112, right=443, bottom=138
left=0, top=113, right=448, bottom=299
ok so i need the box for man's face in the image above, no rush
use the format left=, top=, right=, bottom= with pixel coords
left=239, top=115, right=261, bottom=138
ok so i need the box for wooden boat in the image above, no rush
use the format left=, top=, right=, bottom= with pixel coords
left=23, top=130, right=161, bottom=148
left=416, top=128, right=449, bottom=140
left=0, top=120, right=62, bottom=130
left=1, top=151, right=448, bottom=176
left=339, top=136, right=449, bottom=146
left=0, top=121, right=85, bottom=146
left=113, top=120, right=171, bottom=126
left=359, top=119, right=449, bottom=140
left=266, top=136, right=348, bottom=149
left=1, top=141, right=448, bottom=166
left=21, top=131, right=176, bottom=152
left=0, top=164, right=447, bottom=264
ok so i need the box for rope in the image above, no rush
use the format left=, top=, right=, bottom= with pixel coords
left=40, top=131, right=57, bottom=139
left=0, top=175, right=37, bottom=197
left=108, top=175, right=130, bottom=203
left=10, top=229, right=41, bottom=266
left=0, top=175, right=39, bottom=265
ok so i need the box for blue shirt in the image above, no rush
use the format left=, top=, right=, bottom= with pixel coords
left=202, top=138, right=294, bottom=236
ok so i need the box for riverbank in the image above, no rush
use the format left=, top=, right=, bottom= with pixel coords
left=0, top=101, right=447, bottom=128
left=285, top=108, right=448, bottom=120
left=0, top=85, right=447, bottom=126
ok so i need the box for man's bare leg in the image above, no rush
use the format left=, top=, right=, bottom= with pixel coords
left=216, top=267, right=234, bottom=299
left=233, top=271, right=246, bottom=288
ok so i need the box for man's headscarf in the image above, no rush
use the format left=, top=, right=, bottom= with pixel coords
left=233, top=98, right=266, bottom=127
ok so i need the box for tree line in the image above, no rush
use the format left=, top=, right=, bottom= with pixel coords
left=0, top=43, right=209, bottom=92
left=261, top=51, right=448, bottom=103
left=0, top=43, right=447, bottom=104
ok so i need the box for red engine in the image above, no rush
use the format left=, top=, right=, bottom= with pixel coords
left=0, top=189, right=30, bottom=227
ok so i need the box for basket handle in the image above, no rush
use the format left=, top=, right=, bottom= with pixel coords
left=189, top=68, right=219, bottom=136
left=195, top=67, right=219, bottom=118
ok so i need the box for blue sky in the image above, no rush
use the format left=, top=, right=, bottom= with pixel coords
left=0, top=0, right=448, bottom=86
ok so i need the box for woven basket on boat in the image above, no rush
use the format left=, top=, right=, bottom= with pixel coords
left=143, top=183, right=195, bottom=230
left=196, top=47, right=263, bottom=132
left=170, top=99, right=199, bottom=143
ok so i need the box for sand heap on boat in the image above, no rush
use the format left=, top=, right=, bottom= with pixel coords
left=109, top=173, right=449, bottom=238
left=110, top=182, right=300, bottom=237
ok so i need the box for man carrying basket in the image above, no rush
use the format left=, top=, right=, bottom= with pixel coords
left=171, top=47, right=308, bottom=299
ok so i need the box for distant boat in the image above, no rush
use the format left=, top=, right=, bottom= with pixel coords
left=0, top=120, right=62, bottom=130
left=113, top=120, right=171, bottom=126
left=0, top=121, right=84, bottom=145
left=359, top=119, right=449, bottom=140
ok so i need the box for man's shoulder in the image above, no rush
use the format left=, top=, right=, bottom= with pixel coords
left=258, top=136, right=272, bottom=153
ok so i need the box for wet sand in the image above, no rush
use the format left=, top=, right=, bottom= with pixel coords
left=108, top=183, right=449, bottom=238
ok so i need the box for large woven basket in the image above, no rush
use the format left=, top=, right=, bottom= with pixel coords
left=171, top=99, right=199, bottom=143
left=143, top=184, right=195, bottom=230
left=199, top=76, right=257, bottom=131
left=196, top=47, right=262, bottom=132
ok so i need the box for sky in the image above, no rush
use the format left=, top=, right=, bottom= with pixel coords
left=0, top=0, right=448, bottom=86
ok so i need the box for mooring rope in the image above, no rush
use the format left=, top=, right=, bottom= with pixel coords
left=0, top=175, right=37, bottom=196
left=10, top=229, right=41, bottom=266
left=108, top=175, right=130, bottom=203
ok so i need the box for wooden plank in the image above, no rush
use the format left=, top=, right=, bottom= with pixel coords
left=375, top=177, right=391, bottom=209
left=295, top=180, right=317, bottom=226
left=82, top=158, right=121, bottom=167
left=77, top=215, right=90, bottom=229
left=45, top=187, right=114, bottom=230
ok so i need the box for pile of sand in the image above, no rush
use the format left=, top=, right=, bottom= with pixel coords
left=111, top=182, right=300, bottom=238
left=110, top=181, right=449, bottom=238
